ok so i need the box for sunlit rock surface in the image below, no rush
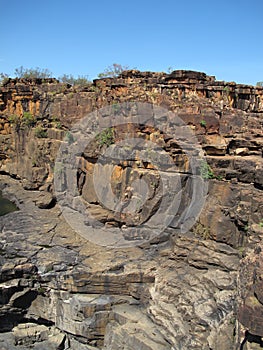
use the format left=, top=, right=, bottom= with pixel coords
left=0, top=70, right=262, bottom=349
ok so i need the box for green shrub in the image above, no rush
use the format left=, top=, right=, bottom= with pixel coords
left=200, top=160, right=214, bottom=180
left=194, top=222, right=211, bottom=240
left=8, top=113, right=36, bottom=130
left=200, top=120, right=206, bottom=127
left=215, top=174, right=223, bottom=181
left=112, top=103, right=121, bottom=114
left=58, top=74, right=90, bottom=86
left=97, top=63, right=131, bottom=78
left=51, top=115, right=59, bottom=122
left=37, top=286, right=47, bottom=295
left=8, top=114, right=22, bottom=131
left=8, top=114, right=20, bottom=125
left=65, top=131, right=74, bottom=144
left=14, top=66, right=52, bottom=79
left=51, top=116, right=62, bottom=129
left=96, top=128, right=114, bottom=146
left=22, top=112, right=36, bottom=126
left=0, top=73, right=9, bottom=86
left=35, top=126, right=48, bottom=138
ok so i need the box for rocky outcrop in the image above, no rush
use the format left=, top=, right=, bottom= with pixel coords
left=0, top=70, right=262, bottom=349
left=0, top=70, right=262, bottom=190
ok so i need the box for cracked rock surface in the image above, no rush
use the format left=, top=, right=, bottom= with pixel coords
left=0, top=71, right=262, bottom=349
left=0, top=174, right=261, bottom=349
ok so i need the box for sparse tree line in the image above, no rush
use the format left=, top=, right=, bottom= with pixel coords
left=0, top=64, right=132, bottom=86
left=1, top=65, right=262, bottom=87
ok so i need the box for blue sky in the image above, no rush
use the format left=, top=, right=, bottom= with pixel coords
left=0, top=0, right=262, bottom=85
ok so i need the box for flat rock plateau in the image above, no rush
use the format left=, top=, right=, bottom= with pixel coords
left=0, top=70, right=262, bottom=349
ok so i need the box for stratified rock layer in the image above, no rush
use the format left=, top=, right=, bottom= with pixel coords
left=0, top=70, right=262, bottom=349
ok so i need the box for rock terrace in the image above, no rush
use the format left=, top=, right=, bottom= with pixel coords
left=0, top=70, right=262, bottom=349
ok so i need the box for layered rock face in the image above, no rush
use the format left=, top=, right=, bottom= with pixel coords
left=0, top=70, right=262, bottom=349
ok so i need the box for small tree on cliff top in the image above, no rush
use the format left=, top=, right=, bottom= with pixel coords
left=97, top=63, right=130, bottom=78
left=14, top=66, right=53, bottom=79
left=0, top=73, right=9, bottom=85
left=58, top=74, right=90, bottom=85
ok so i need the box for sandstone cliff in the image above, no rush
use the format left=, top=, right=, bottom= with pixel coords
left=0, top=70, right=262, bottom=349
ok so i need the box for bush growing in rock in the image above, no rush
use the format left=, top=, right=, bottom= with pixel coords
left=8, top=112, right=36, bottom=131
left=97, top=63, right=130, bottom=78
left=22, top=112, right=36, bottom=127
left=0, top=72, right=9, bottom=85
left=58, top=74, right=90, bottom=86
left=96, top=128, right=114, bottom=146
left=8, top=114, right=20, bottom=126
left=200, top=160, right=214, bottom=180
left=14, top=66, right=53, bottom=79
left=34, top=126, right=48, bottom=138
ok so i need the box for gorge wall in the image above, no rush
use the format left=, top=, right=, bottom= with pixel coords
left=0, top=70, right=262, bottom=349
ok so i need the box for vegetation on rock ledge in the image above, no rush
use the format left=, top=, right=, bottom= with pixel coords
left=34, top=126, right=48, bottom=138
left=97, top=63, right=131, bottom=78
left=200, top=160, right=214, bottom=180
left=96, top=128, right=115, bottom=146
left=8, top=112, right=36, bottom=131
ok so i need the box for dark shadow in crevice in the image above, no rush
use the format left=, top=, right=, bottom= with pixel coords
left=24, top=316, right=54, bottom=327
left=0, top=314, right=54, bottom=333
left=13, top=290, right=38, bottom=309
left=240, top=330, right=263, bottom=349
left=44, top=197, right=57, bottom=209
left=0, top=311, right=26, bottom=332
left=254, top=182, right=263, bottom=191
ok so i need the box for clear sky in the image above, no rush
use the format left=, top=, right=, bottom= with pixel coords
left=0, top=0, right=262, bottom=85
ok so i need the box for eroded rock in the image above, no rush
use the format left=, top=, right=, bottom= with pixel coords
left=0, top=71, right=262, bottom=349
